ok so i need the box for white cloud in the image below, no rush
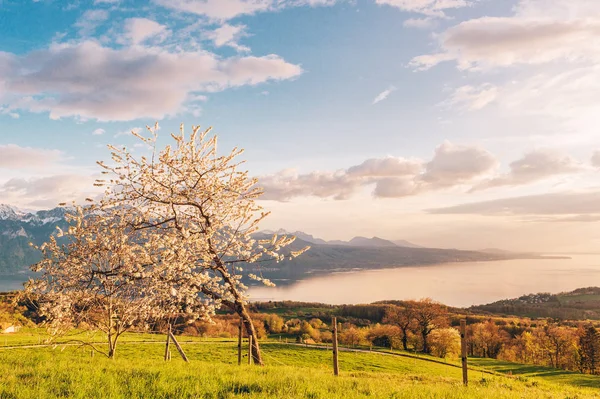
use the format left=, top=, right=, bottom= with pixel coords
left=472, top=149, right=584, bottom=191
left=260, top=169, right=360, bottom=201
left=411, top=0, right=600, bottom=71
left=373, top=177, right=419, bottom=198
left=152, top=0, right=341, bottom=21
left=0, top=174, right=100, bottom=209
left=0, top=144, right=63, bottom=170
left=420, top=141, right=497, bottom=187
left=403, top=17, right=436, bottom=29
left=115, top=127, right=142, bottom=138
left=0, top=41, right=302, bottom=121
left=429, top=191, right=600, bottom=216
left=347, top=157, right=422, bottom=177
left=205, top=23, right=249, bottom=52
left=500, top=66, right=600, bottom=120
left=153, top=0, right=272, bottom=20
left=372, top=86, right=396, bottom=105
left=123, top=18, right=170, bottom=45
left=411, top=0, right=600, bottom=143
left=92, top=128, right=105, bottom=135
left=260, top=141, right=500, bottom=201
left=94, top=0, right=120, bottom=3
left=74, top=9, right=110, bottom=36
left=376, top=0, right=471, bottom=17
left=445, top=84, right=498, bottom=111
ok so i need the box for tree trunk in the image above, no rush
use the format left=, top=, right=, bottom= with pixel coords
left=422, top=332, right=429, bottom=354
left=401, top=327, right=409, bottom=350
left=211, top=257, right=263, bottom=366
left=108, top=341, right=116, bottom=359
left=240, top=305, right=264, bottom=366
left=238, top=303, right=263, bottom=365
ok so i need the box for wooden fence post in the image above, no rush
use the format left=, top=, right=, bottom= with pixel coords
left=164, top=325, right=171, bottom=361
left=460, top=319, right=468, bottom=386
left=169, top=329, right=189, bottom=363
left=332, top=316, right=339, bottom=376
left=238, top=318, right=243, bottom=366
left=248, top=335, right=253, bottom=365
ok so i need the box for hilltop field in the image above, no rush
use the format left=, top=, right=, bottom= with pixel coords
left=1, top=329, right=600, bottom=399
left=4, top=289, right=600, bottom=398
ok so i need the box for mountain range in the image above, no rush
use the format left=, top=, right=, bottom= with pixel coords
left=261, top=229, right=422, bottom=249
left=0, top=205, right=557, bottom=287
left=0, top=205, right=68, bottom=274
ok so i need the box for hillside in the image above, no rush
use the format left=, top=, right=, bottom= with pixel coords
left=0, top=331, right=598, bottom=398
left=470, top=287, right=600, bottom=320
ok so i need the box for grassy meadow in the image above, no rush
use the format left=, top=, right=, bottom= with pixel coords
left=1, top=329, right=600, bottom=398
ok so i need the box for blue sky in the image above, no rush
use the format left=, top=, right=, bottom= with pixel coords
left=1, top=0, right=600, bottom=251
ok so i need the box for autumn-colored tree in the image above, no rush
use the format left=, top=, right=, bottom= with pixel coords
left=412, top=298, right=448, bottom=354
left=97, top=124, right=308, bottom=365
left=429, top=327, right=461, bottom=358
left=339, top=326, right=365, bottom=347
left=366, top=323, right=401, bottom=349
left=263, top=314, right=284, bottom=334
left=578, top=325, right=600, bottom=374
left=471, top=320, right=508, bottom=359
left=543, top=325, right=576, bottom=369
left=513, top=330, right=536, bottom=364
left=383, top=303, right=415, bottom=350
left=299, top=320, right=321, bottom=342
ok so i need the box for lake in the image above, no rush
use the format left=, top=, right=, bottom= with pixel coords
left=248, top=254, right=600, bottom=307
left=3, top=255, right=600, bottom=307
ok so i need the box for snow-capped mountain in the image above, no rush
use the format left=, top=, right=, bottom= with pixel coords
left=0, top=204, right=29, bottom=221
left=0, top=205, right=66, bottom=225
left=0, top=205, right=68, bottom=274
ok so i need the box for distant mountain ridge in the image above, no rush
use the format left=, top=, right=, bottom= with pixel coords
left=0, top=205, right=68, bottom=274
left=261, top=229, right=421, bottom=248
left=0, top=205, right=548, bottom=287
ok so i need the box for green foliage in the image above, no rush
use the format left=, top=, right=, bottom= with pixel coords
left=0, top=330, right=598, bottom=398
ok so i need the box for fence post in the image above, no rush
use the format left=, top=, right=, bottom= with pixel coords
left=332, top=316, right=339, bottom=376
left=168, top=329, right=189, bottom=363
left=460, top=319, right=468, bottom=386
left=248, top=335, right=253, bottom=365
left=164, top=324, right=171, bottom=361
left=238, top=317, right=243, bottom=366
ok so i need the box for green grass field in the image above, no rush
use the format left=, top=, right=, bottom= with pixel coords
left=1, top=329, right=599, bottom=398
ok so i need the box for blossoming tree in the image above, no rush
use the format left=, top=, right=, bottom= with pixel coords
left=95, top=123, right=308, bottom=365
left=26, top=205, right=213, bottom=358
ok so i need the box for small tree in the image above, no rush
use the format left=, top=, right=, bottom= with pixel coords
left=471, top=320, right=507, bottom=359
left=429, top=327, right=460, bottom=358
left=578, top=325, right=600, bottom=374
left=366, top=323, right=401, bottom=349
left=97, top=124, right=308, bottom=365
left=339, top=326, right=364, bottom=347
left=543, top=325, right=575, bottom=368
left=412, top=298, right=448, bottom=354
left=383, top=303, right=415, bottom=350
left=25, top=206, right=212, bottom=358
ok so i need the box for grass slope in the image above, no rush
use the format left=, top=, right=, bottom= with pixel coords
left=1, top=330, right=600, bottom=398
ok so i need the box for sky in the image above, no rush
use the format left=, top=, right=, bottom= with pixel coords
left=1, top=0, right=600, bottom=252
